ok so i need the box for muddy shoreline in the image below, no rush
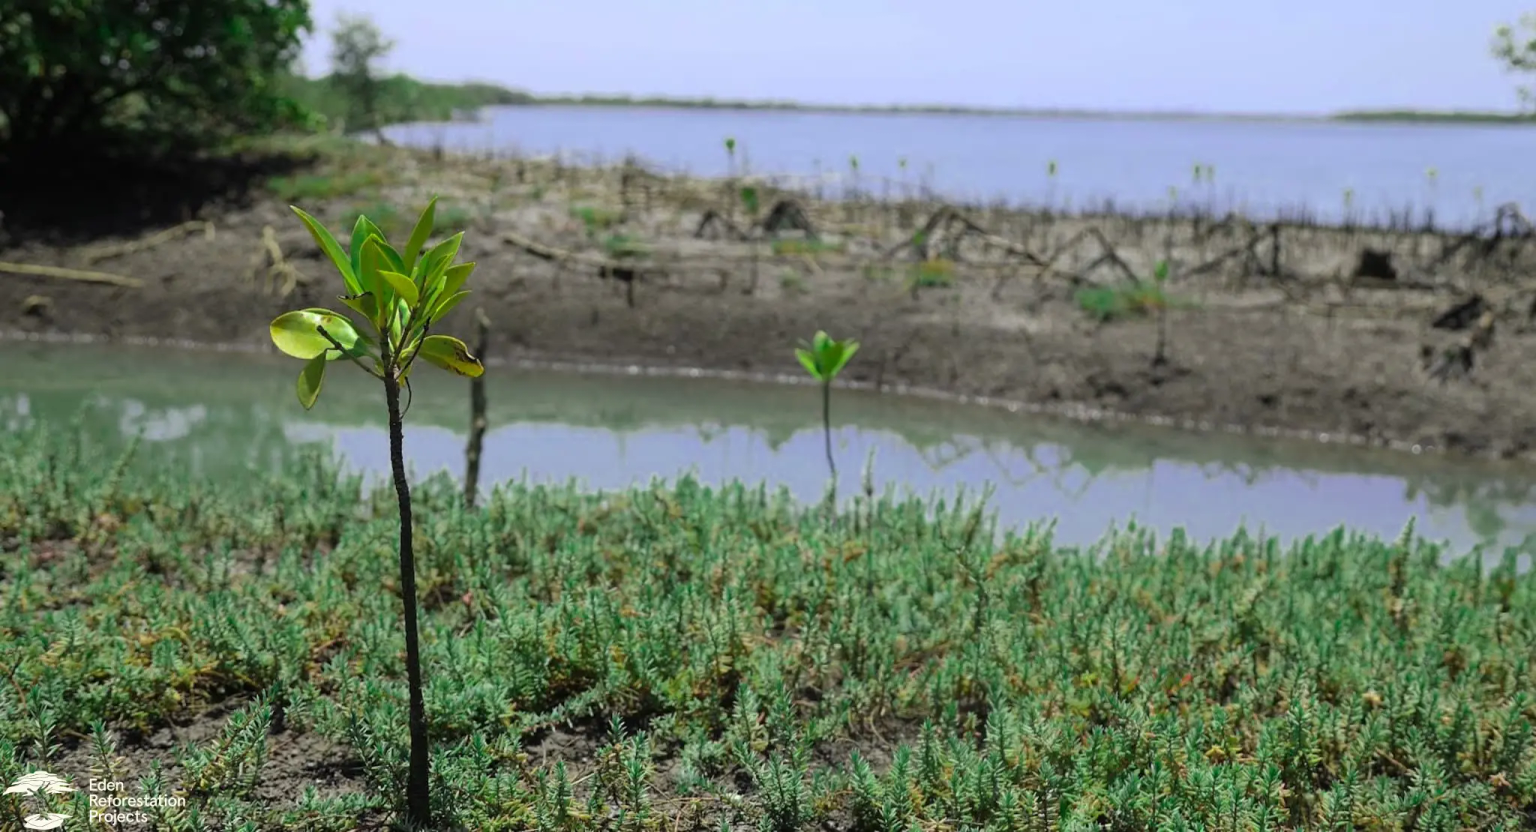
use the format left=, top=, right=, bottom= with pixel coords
left=3, top=140, right=1536, bottom=464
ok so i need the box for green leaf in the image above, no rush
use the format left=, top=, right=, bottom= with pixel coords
left=795, top=348, right=822, bottom=381
left=403, top=197, right=439, bottom=273
left=358, top=235, right=384, bottom=298
left=375, top=237, right=407, bottom=276
left=417, top=334, right=484, bottom=377
left=428, top=290, right=471, bottom=324
left=414, top=232, right=464, bottom=285
left=269, top=309, right=363, bottom=360
left=439, top=261, right=475, bottom=298
left=827, top=340, right=859, bottom=377
left=1153, top=260, right=1170, bottom=283
left=387, top=296, right=409, bottom=350
left=297, top=354, right=326, bottom=409
left=349, top=215, right=386, bottom=281
left=291, top=206, right=359, bottom=295
left=378, top=269, right=419, bottom=307
left=339, top=292, right=379, bottom=324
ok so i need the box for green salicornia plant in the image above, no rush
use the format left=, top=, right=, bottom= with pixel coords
left=794, top=331, right=858, bottom=485
left=268, top=196, right=484, bottom=829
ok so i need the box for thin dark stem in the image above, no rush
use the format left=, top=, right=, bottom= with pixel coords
left=464, top=308, right=490, bottom=509
left=383, top=365, right=430, bottom=829
left=822, top=381, right=837, bottom=484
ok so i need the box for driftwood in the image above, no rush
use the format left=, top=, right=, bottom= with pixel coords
left=760, top=199, right=818, bottom=239
left=251, top=226, right=305, bottom=297
left=694, top=209, right=746, bottom=241
left=1423, top=311, right=1496, bottom=383
left=503, top=231, right=643, bottom=307
left=82, top=220, right=215, bottom=264
left=0, top=261, right=142, bottom=288
left=882, top=206, right=1046, bottom=268
left=695, top=199, right=818, bottom=242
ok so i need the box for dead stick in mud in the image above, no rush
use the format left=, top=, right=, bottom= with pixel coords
left=82, top=220, right=216, bottom=264
left=0, top=261, right=143, bottom=288
left=464, top=306, right=491, bottom=509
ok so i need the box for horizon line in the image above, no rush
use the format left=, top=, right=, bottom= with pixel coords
left=302, top=72, right=1536, bottom=123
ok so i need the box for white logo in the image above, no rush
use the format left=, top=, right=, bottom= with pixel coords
left=4, top=771, right=76, bottom=830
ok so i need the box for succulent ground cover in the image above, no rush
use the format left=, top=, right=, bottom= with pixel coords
left=0, top=424, right=1533, bottom=830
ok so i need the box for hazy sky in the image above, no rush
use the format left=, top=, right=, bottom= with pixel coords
left=299, top=0, right=1534, bottom=114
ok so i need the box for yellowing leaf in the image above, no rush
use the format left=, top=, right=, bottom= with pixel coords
left=269, top=309, right=363, bottom=360
left=339, top=292, right=378, bottom=323
left=417, top=334, right=484, bottom=377
left=297, top=354, right=326, bottom=409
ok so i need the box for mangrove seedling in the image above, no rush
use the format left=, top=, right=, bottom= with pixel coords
left=268, top=196, right=484, bottom=830
left=1151, top=258, right=1171, bottom=367
left=795, top=331, right=859, bottom=485
left=740, top=184, right=762, bottom=288
left=724, top=136, right=739, bottom=220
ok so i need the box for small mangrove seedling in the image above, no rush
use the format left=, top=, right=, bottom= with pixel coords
left=1151, top=259, right=1171, bottom=367
left=268, top=196, right=484, bottom=830
left=741, top=185, right=762, bottom=288
left=847, top=154, right=861, bottom=208
left=795, top=331, right=859, bottom=486
left=724, top=136, right=739, bottom=220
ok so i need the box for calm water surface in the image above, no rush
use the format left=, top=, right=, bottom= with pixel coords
left=3, top=342, right=1534, bottom=560
left=385, top=106, right=1536, bottom=228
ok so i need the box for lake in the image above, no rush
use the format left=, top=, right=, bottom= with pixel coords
left=3, top=341, right=1533, bottom=563
left=383, top=105, right=1535, bottom=229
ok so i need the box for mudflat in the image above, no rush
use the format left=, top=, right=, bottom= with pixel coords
left=3, top=139, right=1535, bottom=463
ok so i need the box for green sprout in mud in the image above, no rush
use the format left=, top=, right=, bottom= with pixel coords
left=795, top=331, right=859, bottom=485
left=268, top=196, right=484, bottom=829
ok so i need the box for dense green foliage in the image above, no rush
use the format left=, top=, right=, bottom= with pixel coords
left=0, top=0, right=311, bottom=163
left=1, top=425, right=1532, bottom=829
left=278, top=72, right=532, bottom=131
left=1331, top=110, right=1536, bottom=125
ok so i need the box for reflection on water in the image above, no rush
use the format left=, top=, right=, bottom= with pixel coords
left=2, top=342, right=1534, bottom=561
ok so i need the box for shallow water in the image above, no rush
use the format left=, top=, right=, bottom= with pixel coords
left=2, top=341, right=1534, bottom=561
left=384, top=105, right=1532, bottom=228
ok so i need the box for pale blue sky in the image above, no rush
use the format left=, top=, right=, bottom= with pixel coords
left=301, top=1, right=1535, bottom=114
